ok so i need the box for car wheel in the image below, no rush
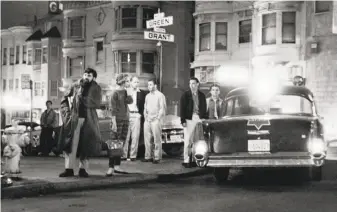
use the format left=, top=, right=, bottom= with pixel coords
left=163, top=144, right=184, bottom=157
left=213, top=168, right=230, bottom=184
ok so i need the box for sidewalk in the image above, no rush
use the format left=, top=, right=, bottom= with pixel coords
left=1, top=156, right=210, bottom=199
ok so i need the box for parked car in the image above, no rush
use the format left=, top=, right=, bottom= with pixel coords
left=192, top=82, right=327, bottom=183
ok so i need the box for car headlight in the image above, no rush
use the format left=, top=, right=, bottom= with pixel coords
left=308, top=138, right=326, bottom=154
left=193, top=140, right=209, bottom=155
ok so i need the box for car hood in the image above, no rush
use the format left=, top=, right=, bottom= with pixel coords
left=162, top=115, right=183, bottom=129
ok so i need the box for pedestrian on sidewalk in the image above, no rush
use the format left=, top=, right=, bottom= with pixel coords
left=142, top=78, right=166, bottom=164
left=122, top=76, right=148, bottom=161
left=39, top=100, right=57, bottom=156
left=180, top=77, right=207, bottom=168
left=59, top=68, right=102, bottom=178
left=206, top=84, right=225, bottom=120
left=106, top=73, right=133, bottom=177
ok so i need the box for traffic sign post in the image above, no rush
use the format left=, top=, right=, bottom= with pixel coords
left=144, top=9, right=174, bottom=91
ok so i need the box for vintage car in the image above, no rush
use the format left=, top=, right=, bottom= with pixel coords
left=192, top=81, right=327, bottom=183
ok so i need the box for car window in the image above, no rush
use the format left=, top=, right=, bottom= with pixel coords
left=225, top=94, right=313, bottom=116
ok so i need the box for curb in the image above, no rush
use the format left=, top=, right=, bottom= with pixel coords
left=1, top=168, right=211, bottom=199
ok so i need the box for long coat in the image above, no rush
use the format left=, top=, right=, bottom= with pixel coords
left=56, top=80, right=102, bottom=159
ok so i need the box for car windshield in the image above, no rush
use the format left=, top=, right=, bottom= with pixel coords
left=224, top=94, right=314, bottom=117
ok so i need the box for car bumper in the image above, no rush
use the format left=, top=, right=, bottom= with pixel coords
left=196, top=152, right=326, bottom=168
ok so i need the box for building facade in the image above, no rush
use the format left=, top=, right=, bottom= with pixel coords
left=1, top=14, right=63, bottom=125
left=61, top=1, right=194, bottom=113
left=192, top=1, right=337, bottom=133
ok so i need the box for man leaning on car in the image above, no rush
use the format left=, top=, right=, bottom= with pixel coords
left=180, top=77, right=207, bottom=168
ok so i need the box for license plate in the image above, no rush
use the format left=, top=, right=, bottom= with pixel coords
left=168, top=135, right=182, bottom=143
left=248, top=139, right=270, bottom=152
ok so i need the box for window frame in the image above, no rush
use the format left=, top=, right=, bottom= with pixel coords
left=141, top=51, right=156, bottom=74
left=143, top=7, right=155, bottom=29
left=215, top=22, right=228, bottom=50
left=199, top=23, right=211, bottom=52
left=15, top=45, right=20, bottom=64
left=121, top=51, right=137, bottom=73
left=68, top=16, right=85, bottom=39
left=121, top=7, right=138, bottom=29
left=68, top=56, right=84, bottom=78
left=22, top=45, right=27, bottom=64
left=42, top=47, right=48, bottom=64
left=239, top=19, right=252, bottom=44
left=2, top=48, right=7, bottom=65
left=315, top=1, right=330, bottom=13
left=95, top=41, right=104, bottom=63
left=282, top=12, right=296, bottom=44
left=27, top=49, right=32, bottom=65
left=261, top=13, right=277, bottom=45
left=34, top=48, right=42, bottom=65
left=9, top=47, right=14, bottom=65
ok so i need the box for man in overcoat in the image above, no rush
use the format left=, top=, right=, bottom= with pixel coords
left=59, top=68, right=102, bottom=178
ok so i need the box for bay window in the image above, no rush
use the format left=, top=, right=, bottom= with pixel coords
left=282, top=12, right=296, bottom=44
left=69, top=56, right=83, bottom=77
left=262, top=13, right=277, bottom=45
left=68, top=16, right=84, bottom=38
left=34, top=48, right=42, bottom=65
left=215, top=22, right=228, bottom=50
left=239, top=19, right=252, bottom=43
left=121, top=52, right=136, bottom=73
left=199, top=23, right=210, bottom=51
left=22, top=45, right=26, bottom=64
left=27, top=49, right=32, bottom=65
left=2, top=48, right=7, bottom=65
left=143, top=8, right=155, bottom=28
left=10, top=47, right=14, bottom=65
left=15, top=46, right=20, bottom=64
left=142, top=52, right=155, bottom=74
left=121, top=7, right=137, bottom=28
left=42, top=47, right=48, bottom=63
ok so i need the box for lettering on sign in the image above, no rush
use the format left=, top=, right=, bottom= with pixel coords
left=144, top=31, right=175, bottom=42
left=146, top=16, right=173, bottom=29
left=154, top=27, right=166, bottom=33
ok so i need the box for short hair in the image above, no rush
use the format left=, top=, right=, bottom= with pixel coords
left=209, top=84, right=220, bottom=91
left=130, top=75, right=139, bottom=82
left=46, top=100, right=52, bottom=105
left=148, top=78, right=158, bottom=85
left=189, top=77, right=199, bottom=84
left=84, top=68, right=97, bottom=78
left=116, top=73, right=129, bottom=86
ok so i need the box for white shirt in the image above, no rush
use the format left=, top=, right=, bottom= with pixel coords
left=127, top=88, right=140, bottom=112
left=144, top=90, right=166, bottom=122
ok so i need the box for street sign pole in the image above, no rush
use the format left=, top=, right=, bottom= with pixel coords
left=29, top=80, right=33, bottom=143
left=157, top=41, right=163, bottom=91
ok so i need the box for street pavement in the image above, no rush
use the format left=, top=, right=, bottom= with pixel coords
left=2, top=172, right=337, bottom=212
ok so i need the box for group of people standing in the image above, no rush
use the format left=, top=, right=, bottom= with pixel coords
left=44, top=67, right=224, bottom=178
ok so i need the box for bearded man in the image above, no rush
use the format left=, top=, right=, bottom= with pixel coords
left=58, top=68, right=102, bottom=178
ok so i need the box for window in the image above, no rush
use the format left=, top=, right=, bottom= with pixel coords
left=121, top=52, right=136, bottom=73
left=239, top=19, right=252, bottom=43
left=69, top=17, right=84, bottom=38
left=96, top=41, right=104, bottom=63
left=10, top=47, right=14, bottom=65
left=142, top=52, right=155, bottom=74
left=262, top=13, right=276, bottom=45
left=215, top=22, right=228, bottom=50
left=51, top=45, right=58, bottom=62
left=27, top=49, right=32, bottom=65
left=115, top=8, right=120, bottom=30
left=282, top=12, right=296, bottom=44
left=122, top=7, right=137, bottom=28
left=2, top=79, right=6, bottom=91
left=41, top=82, right=45, bottom=96
left=34, top=82, right=41, bottom=96
left=22, top=45, right=26, bottom=64
left=199, top=23, right=211, bottom=51
left=9, top=79, right=13, bottom=90
left=34, top=49, right=42, bottom=65
left=315, top=1, right=330, bottom=13
left=2, top=48, right=7, bottom=65
left=42, top=47, right=48, bottom=63
left=15, top=79, right=19, bottom=89
left=15, top=46, right=20, bottom=64
left=69, top=57, right=83, bottom=77
left=50, top=80, right=58, bottom=96
left=143, top=8, right=155, bottom=28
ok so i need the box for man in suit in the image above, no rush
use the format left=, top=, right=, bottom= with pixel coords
left=180, top=77, right=207, bottom=168
left=122, top=76, right=148, bottom=161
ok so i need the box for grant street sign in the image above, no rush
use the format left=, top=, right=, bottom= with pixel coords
left=146, top=16, right=173, bottom=29
left=144, top=31, right=175, bottom=42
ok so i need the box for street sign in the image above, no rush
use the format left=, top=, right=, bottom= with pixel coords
left=154, top=27, right=166, bottom=33
left=146, top=16, right=173, bottom=29
left=21, top=74, right=31, bottom=89
left=154, top=12, right=165, bottom=20
left=144, top=31, right=174, bottom=42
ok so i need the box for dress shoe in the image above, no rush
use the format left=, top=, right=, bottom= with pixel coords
left=130, top=158, right=137, bottom=162
left=152, top=160, right=160, bottom=164
left=59, top=169, right=74, bottom=177
left=121, top=158, right=127, bottom=161
left=78, top=168, right=89, bottom=178
left=141, top=159, right=153, bottom=162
